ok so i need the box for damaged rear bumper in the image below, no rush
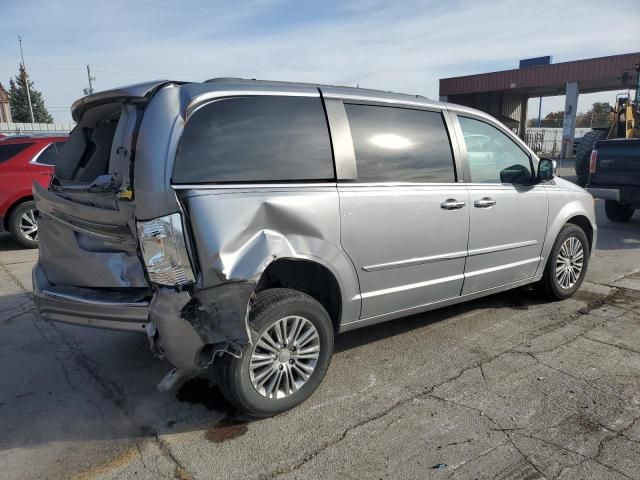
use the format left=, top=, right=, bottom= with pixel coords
left=33, top=263, right=151, bottom=333
left=33, top=262, right=253, bottom=369
left=146, top=282, right=254, bottom=369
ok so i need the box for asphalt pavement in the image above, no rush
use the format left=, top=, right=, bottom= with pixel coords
left=1, top=200, right=639, bottom=480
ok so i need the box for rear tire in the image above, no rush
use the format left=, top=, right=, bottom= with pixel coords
left=575, top=130, right=607, bottom=187
left=538, top=224, right=589, bottom=301
left=215, top=288, right=334, bottom=418
left=604, top=200, right=635, bottom=223
left=7, top=201, right=39, bottom=249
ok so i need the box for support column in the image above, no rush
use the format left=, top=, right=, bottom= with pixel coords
left=518, top=96, right=528, bottom=140
left=561, top=82, right=579, bottom=159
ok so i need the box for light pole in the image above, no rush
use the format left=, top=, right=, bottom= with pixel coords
left=85, top=65, right=96, bottom=96
left=18, top=36, right=35, bottom=124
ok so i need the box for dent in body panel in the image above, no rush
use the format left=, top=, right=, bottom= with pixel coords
left=176, top=187, right=360, bottom=339
left=34, top=182, right=148, bottom=288
left=147, top=186, right=360, bottom=367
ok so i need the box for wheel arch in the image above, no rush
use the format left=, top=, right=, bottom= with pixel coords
left=255, top=258, right=343, bottom=333
left=566, top=214, right=594, bottom=251
left=3, top=195, right=34, bottom=231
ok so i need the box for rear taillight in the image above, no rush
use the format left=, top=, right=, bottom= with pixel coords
left=137, top=213, right=195, bottom=286
left=589, top=150, right=598, bottom=174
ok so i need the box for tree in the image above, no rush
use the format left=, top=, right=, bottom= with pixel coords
left=540, top=111, right=565, bottom=128
left=576, top=102, right=612, bottom=128
left=8, top=64, right=53, bottom=123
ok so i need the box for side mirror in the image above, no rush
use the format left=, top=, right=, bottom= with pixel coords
left=537, top=158, right=555, bottom=182
left=500, top=163, right=533, bottom=185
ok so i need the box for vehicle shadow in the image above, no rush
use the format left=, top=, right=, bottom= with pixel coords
left=0, top=233, right=30, bottom=251
left=594, top=202, right=640, bottom=251
left=0, top=284, right=551, bottom=452
left=334, top=285, right=544, bottom=353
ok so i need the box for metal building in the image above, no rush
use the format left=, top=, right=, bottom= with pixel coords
left=439, top=52, right=640, bottom=157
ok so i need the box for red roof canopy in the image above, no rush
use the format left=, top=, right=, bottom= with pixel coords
left=440, top=52, right=640, bottom=98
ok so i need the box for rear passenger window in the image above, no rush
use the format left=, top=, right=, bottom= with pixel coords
left=173, top=96, right=334, bottom=184
left=0, top=143, right=32, bottom=164
left=35, top=144, right=60, bottom=165
left=344, top=104, right=455, bottom=183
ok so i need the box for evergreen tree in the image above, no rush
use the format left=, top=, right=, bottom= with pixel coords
left=8, top=64, right=53, bottom=123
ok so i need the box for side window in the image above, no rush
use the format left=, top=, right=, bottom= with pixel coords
left=0, top=142, right=32, bottom=164
left=173, top=96, right=334, bottom=184
left=35, top=144, right=60, bottom=165
left=344, top=104, right=455, bottom=183
left=458, top=116, right=532, bottom=184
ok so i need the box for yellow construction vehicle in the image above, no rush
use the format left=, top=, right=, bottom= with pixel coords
left=575, top=63, right=640, bottom=187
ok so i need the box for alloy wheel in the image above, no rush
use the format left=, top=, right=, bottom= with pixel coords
left=19, top=209, right=39, bottom=242
left=555, top=236, right=584, bottom=289
left=249, top=316, right=320, bottom=399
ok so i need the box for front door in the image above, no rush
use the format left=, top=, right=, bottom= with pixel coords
left=454, top=114, right=548, bottom=295
left=337, top=102, right=469, bottom=320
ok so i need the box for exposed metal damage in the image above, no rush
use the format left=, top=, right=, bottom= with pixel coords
left=147, top=283, right=255, bottom=370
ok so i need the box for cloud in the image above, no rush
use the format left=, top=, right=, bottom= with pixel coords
left=1, top=0, right=638, bottom=122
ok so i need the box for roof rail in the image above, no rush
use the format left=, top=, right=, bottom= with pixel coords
left=203, top=77, right=330, bottom=88
left=202, top=77, right=429, bottom=100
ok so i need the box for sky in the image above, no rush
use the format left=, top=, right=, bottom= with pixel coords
left=1, top=0, right=638, bottom=123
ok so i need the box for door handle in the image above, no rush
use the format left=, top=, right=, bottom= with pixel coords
left=474, top=197, right=496, bottom=208
left=440, top=199, right=466, bottom=210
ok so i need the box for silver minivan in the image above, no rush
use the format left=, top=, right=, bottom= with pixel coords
left=33, top=79, right=596, bottom=417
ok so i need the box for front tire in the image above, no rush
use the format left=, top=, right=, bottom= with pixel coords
left=215, top=288, right=334, bottom=418
left=604, top=200, right=635, bottom=223
left=538, top=224, right=590, bottom=300
left=7, top=201, right=39, bottom=249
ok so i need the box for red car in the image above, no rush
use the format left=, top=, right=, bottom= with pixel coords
left=0, top=134, right=67, bottom=247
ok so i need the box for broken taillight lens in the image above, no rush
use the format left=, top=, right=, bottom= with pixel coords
left=137, top=213, right=195, bottom=286
left=589, top=150, right=598, bottom=174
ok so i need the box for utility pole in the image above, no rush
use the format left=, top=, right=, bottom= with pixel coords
left=18, top=36, right=35, bottom=124
left=84, top=65, right=96, bottom=96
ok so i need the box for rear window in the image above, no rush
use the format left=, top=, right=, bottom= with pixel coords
left=0, top=142, right=33, bottom=164
left=35, top=143, right=65, bottom=165
left=345, top=104, right=455, bottom=183
left=173, top=96, right=334, bottom=184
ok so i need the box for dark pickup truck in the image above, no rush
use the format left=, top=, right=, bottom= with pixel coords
left=587, top=138, right=640, bottom=222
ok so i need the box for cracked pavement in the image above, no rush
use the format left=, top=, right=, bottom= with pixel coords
left=1, top=200, right=639, bottom=480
